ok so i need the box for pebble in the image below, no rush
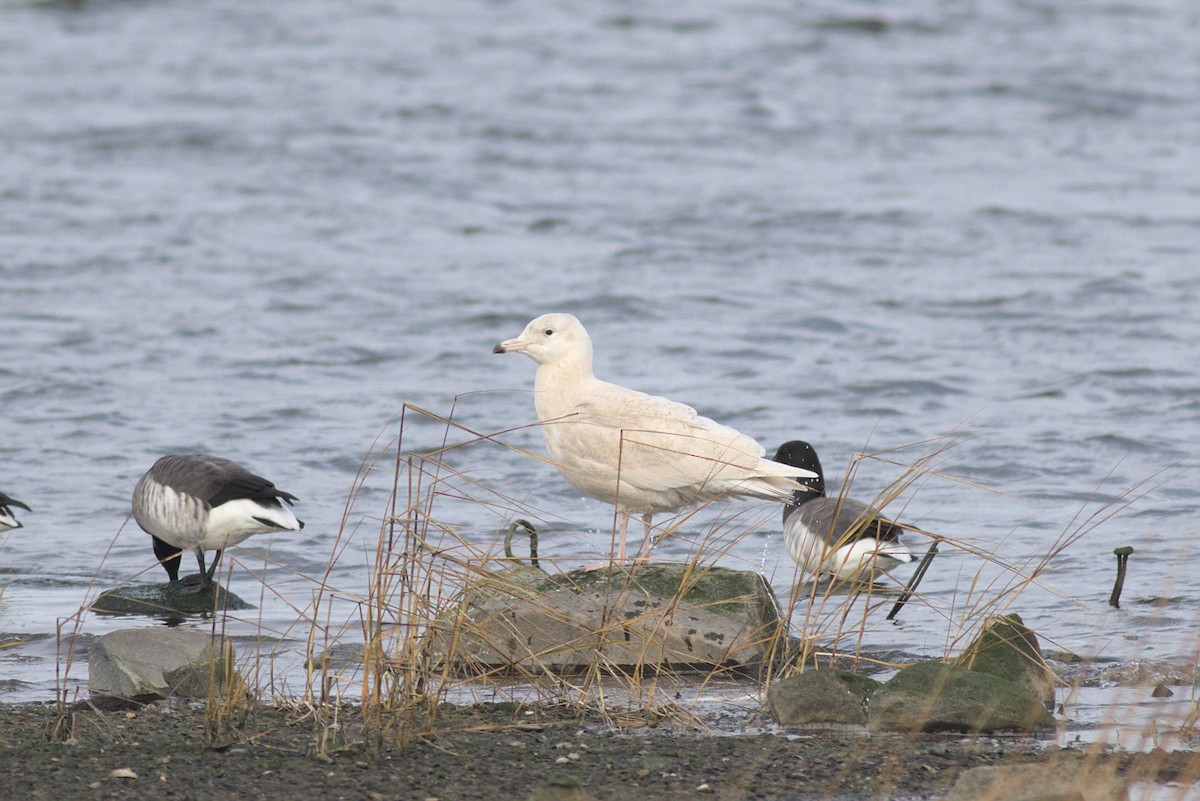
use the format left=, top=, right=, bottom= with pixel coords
left=110, top=768, right=138, bottom=780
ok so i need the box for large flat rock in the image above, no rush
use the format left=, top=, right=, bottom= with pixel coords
left=88, top=628, right=238, bottom=700
left=425, top=562, right=784, bottom=674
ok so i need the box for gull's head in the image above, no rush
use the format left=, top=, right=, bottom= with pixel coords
left=493, top=312, right=591, bottom=366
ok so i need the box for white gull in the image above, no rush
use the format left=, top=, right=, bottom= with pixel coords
left=493, top=312, right=816, bottom=563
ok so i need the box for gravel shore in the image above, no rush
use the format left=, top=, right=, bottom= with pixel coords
left=2, top=700, right=1194, bottom=800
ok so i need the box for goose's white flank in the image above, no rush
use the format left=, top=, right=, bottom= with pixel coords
left=772, top=440, right=913, bottom=582
left=132, top=454, right=303, bottom=590
left=0, top=492, right=30, bottom=530
left=494, top=313, right=815, bottom=563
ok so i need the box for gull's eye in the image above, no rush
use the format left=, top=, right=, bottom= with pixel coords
left=543, top=328, right=554, bottom=336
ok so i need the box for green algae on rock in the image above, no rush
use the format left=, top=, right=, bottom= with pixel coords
left=868, top=660, right=1056, bottom=734
left=956, top=613, right=1056, bottom=708
left=767, top=669, right=882, bottom=726
left=91, top=581, right=255, bottom=616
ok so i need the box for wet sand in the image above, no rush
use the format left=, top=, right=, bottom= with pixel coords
left=2, top=701, right=1195, bottom=800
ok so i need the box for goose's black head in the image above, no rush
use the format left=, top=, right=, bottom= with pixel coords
left=152, top=535, right=184, bottom=583
left=772, top=440, right=826, bottom=500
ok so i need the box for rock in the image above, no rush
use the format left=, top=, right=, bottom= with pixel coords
left=867, top=661, right=1056, bottom=733
left=942, top=759, right=1128, bottom=801
left=88, top=628, right=239, bottom=700
left=527, top=774, right=594, bottom=801
left=767, top=669, right=880, bottom=726
left=91, top=581, right=254, bottom=616
left=425, top=562, right=784, bottom=674
left=308, top=642, right=369, bottom=671
left=956, top=613, right=1056, bottom=708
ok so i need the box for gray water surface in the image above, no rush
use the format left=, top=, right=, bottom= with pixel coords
left=1, top=0, right=1198, bottom=706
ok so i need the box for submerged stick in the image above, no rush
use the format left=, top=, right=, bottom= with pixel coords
left=1109, top=546, right=1133, bottom=608
left=503, top=519, right=541, bottom=570
left=886, top=537, right=940, bottom=621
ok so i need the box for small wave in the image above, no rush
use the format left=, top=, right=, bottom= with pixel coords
left=845, top=379, right=966, bottom=398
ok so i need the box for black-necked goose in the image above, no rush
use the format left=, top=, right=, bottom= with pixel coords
left=132, top=454, right=303, bottom=589
left=773, top=440, right=913, bottom=582
left=493, top=313, right=817, bottom=563
left=0, top=492, right=30, bottom=530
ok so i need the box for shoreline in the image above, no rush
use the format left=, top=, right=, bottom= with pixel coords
left=2, top=700, right=1197, bottom=800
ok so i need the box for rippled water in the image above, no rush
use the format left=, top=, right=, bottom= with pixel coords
left=1, top=0, right=1198, bottom=720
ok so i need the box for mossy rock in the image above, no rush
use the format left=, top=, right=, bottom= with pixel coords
left=426, top=561, right=785, bottom=675
left=942, top=759, right=1127, bottom=801
left=868, top=661, right=1056, bottom=734
left=956, top=613, right=1056, bottom=708
left=767, top=669, right=881, bottom=726
left=533, top=563, right=783, bottom=623
left=527, top=774, right=595, bottom=801
left=91, top=581, right=254, bottom=616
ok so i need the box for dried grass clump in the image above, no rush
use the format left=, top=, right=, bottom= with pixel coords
left=43, top=399, right=1195, bottom=801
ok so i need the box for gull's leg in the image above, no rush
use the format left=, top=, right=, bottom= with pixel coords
left=616, top=512, right=630, bottom=563
left=584, top=512, right=632, bottom=571
left=634, top=513, right=654, bottom=562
